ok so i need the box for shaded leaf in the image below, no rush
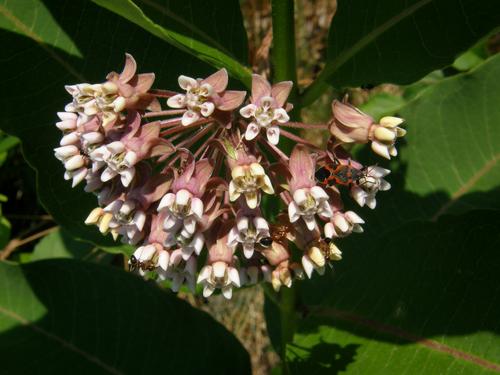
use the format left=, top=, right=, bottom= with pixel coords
left=0, top=259, right=251, bottom=374
left=292, top=210, right=500, bottom=374
left=364, top=53, right=500, bottom=231
left=302, top=0, right=500, bottom=105
left=30, top=229, right=94, bottom=261
left=92, top=0, right=251, bottom=85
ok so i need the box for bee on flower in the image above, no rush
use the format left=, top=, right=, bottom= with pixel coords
left=55, top=54, right=406, bottom=299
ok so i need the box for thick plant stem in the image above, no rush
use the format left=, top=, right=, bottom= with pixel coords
left=270, top=0, right=300, bottom=369
left=271, top=0, right=298, bottom=102
left=279, top=286, right=297, bottom=366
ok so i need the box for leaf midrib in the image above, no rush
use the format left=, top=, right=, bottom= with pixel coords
left=310, top=306, right=500, bottom=372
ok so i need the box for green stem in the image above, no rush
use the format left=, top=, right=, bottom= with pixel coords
left=270, top=2, right=300, bottom=371
left=279, top=286, right=297, bottom=362
left=271, top=0, right=298, bottom=98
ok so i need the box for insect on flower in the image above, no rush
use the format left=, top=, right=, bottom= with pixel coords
left=54, top=54, right=406, bottom=299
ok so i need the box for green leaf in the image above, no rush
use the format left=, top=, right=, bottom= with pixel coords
left=358, top=92, right=406, bottom=120
left=92, top=0, right=251, bottom=86
left=0, top=134, right=19, bottom=153
left=363, top=54, right=500, bottom=232
left=290, top=210, right=500, bottom=373
left=0, top=0, right=238, bottom=248
left=0, top=259, right=251, bottom=374
left=302, top=0, right=500, bottom=105
left=30, top=229, right=94, bottom=261
left=0, top=216, right=9, bottom=249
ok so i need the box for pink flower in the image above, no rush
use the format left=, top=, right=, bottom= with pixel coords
left=287, top=146, right=332, bottom=230
left=240, top=75, right=292, bottom=144
left=329, top=100, right=406, bottom=160
left=167, top=69, right=246, bottom=126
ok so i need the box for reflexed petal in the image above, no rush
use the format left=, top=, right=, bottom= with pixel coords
left=101, top=167, right=117, bottom=182
left=271, top=81, right=293, bottom=107
left=181, top=110, right=200, bottom=126
left=266, top=126, right=280, bottom=145
left=166, top=94, right=186, bottom=108
left=245, top=122, right=260, bottom=141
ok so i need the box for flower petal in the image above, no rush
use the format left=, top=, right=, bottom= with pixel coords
left=245, top=122, right=260, bottom=141
left=266, top=126, right=280, bottom=145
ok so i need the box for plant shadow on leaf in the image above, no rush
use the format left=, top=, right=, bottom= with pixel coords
left=0, top=260, right=251, bottom=374
left=287, top=340, right=360, bottom=375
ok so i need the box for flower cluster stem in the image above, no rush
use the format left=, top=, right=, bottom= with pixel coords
left=271, top=0, right=300, bottom=370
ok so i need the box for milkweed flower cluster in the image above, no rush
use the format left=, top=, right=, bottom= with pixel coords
left=54, top=54, right=406, bottom=299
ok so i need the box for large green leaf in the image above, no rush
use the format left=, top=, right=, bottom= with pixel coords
left=0, top=259, right=251, bottom=374
left=92, top=0, right=251, bottom=86
left=301, top=0, right=500, bottom=105
left=29, top=229, right=95, bottom=261
left=287, top=210, right=500, bottom=374
left=0, top=0, right=240, bottom=247
left=361, top=53, right=500, bottom=232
